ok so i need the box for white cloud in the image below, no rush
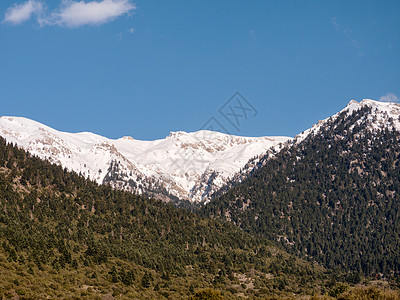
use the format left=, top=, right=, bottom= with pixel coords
left=51, top=0, right=135, bottom=27
left=379, top=93, right=399, bottom=103
left=128, top=27, right=134, bottom=34
left=3, top=0, right=44, bottom=24
left=3, top=0, right=135, bottom=27
left=330, top=17, right=339, bottom=31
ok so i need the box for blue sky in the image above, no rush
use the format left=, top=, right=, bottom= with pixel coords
left=0, top=0, right=399, bottom=140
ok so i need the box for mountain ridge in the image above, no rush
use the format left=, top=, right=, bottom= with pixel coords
left=1, top=99, right=396, bottom=204
left=295, top=99, right=400, bottom=142
left=202, top=98, right=400, bottom=276
left=0, top=116, right=290, bottom=203
left=213, top=98, right=400, bottom=195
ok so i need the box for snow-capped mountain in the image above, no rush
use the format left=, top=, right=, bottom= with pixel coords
left=2, top=99, right=392, bottom=203
left=0, top=116, right=290, bottom=203
left=225, top=99, right=400, bottom=188
left=203, top=99, right=400, bottom=277
left=295, top=99, right=400, bottom=142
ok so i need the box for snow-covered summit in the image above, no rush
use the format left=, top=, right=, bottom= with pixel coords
left=0, top=116, right=291, bottom=202
left=295, top=99, right=400, bottom=142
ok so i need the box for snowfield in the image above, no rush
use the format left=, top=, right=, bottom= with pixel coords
left=0, top=116, right=290, bottom=202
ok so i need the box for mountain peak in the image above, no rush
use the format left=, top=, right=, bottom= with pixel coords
left=361, top=98, right=377, bottom=104
left=167, top=131, right=188, bottom=139
left=0, top=116, right=291, bottom=202
left=347, top=99, right=359, bottom=106
left=120, top=136, right=134, bottom=141
left=346, top=98, right=399, bottom=108
left=343, top=98, right=394, bottom=112
left=295, top=98, right=400, bottom=143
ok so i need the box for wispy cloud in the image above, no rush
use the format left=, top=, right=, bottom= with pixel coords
left=3, top=0, right=135, bottom=27
left=379, top=93, right=399, bottom=103
left=330, top=17, right=339, bottom=31
left=330, top=17, right=362, bottom=56
left=3, top=0, right=44, bottom=25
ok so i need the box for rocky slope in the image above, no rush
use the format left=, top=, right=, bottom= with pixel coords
left=0, top=116, right=290, bottom=202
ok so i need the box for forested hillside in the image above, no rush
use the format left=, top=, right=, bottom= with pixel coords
left=1, top=108, right=399, bottom=298
left=0, top=136, right=329, bottom=299
left=203, top=106, right=400, bottom=278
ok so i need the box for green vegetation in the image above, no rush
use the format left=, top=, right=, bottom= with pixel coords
left=1, top=106, right=400, bottom=298
left=203, top=106, right=400, bottom=279
left=0, top=136, right=329, bottom=298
